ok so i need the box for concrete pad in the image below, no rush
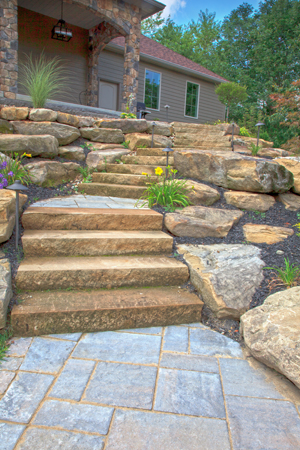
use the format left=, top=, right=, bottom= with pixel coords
left=160, top=353, right=219, bottom=373
left=163, top=326, right=189, bottom=353
left=190, top=328, right=244, bottom=358
left=0, top=423, right=26, bottom=450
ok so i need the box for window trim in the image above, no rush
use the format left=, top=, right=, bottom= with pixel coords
left=184, top=80, right=200, bottom=119
left=143, top=68, right=162, bottom=111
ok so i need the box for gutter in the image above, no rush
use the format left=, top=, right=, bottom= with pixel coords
left=107, top=43, right=228, bottom=84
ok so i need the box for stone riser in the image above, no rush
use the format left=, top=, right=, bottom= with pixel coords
left=11, top=287, right=203, bottom=337
left=22, top=230, right=173, bottom=257
left=78, top=183, right=146, bottom=198
left=92, top=172, right=156, bottom=186
left=16, top=256, right=189, bottom=291
left=121, top=155, right=174, bottom=165
left=22, top=207, right=163, bottom=231
left=106, top=164, right=168, bottom=175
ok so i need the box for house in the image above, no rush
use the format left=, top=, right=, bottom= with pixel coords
left=1, top=0, right=227, bottom=123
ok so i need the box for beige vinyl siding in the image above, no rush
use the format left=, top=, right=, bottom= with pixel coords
left=98, top=51, right=124, bottom=110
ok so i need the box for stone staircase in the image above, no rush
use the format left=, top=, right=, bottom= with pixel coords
left=11, top=206, right=203, bottom=336
left=79, top=148, right=175, bottom=199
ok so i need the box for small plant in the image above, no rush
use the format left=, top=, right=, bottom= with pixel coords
left=78, top=166, right=93, bottom=183
left=249, top=142, right=262, bottom=156
left=115, top=159, right=123, bottom=164
left=249, top=210, right=266, bottom=219
left=122, top=140, right=130, bottom=149
left=121, top=112, right=137, bottom=119
left=137, top=144, right=147, bottom=149
left=138, top=166, right=192, bottom=211
left=293, top=222, right=300, bottom=236
left=264, top=258, right=300, bottom=288
left=240, top=127, right=252, bottom=137
left=19, top=52, right=68, bottom=108
left=0, top=328, right=13, bottom=361
left=80, top=142, right=95, bottom=152
left=0, top=153, right=31, bottom=188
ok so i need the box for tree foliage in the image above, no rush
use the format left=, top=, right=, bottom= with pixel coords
left=215, top=82, right=247, bottom=121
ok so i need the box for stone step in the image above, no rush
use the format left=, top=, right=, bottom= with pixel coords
left=78, top=183, right=146, bottom=199
left=11, top=286, right=203, bottom=337
left=16, top=256, right=190, bottom=291
left=121, top=155, right=174, bottom=165
left=22, top=230, right=173, bottom=257
left=92, top=172, right=157, bottom=186
left=22, top=207, right=162, bottom=231
left=106, top=164, right=167, bottom=175
left=136, top=148, right=167, bottom=156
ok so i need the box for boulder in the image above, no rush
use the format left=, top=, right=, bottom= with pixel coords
left=90, top=143, right=124, bottom=150
left=77, top=116, right=95, bottom=128
left=0, top=135, right=59, bottom=157
left=86, top=149, right=130, bottom=169
left=224, top=191, right=275, bottom=212
left=1, top=107, right=29, bottom=121
left=80, top=127, right=124, bottom=144
left=164, top=206, right=243, bottom=238
left=240, top=136, right=274, bottom=148
left=11, top=121, right=80, bottom=146
left=221, top=122, right=240, bottom=135
left=26, top=161, right=80, bottom=187
left=0, top=190, right=28, bottom=244
left=238, top=148, right=289, bottom=158
left=58, top=145, right=85, bottom=161
left=240, top=286, right=300, bottom=389
left=0, top=259, right=12, bottom=328
left=95, top=119, right=148, bottom=134
left=0, top=119, right=13, bottom=134
left=177, top=243, right=264, bottom=319
left=124, top=133, right=172, bottom=150
left=186, top=181, right=220, bottom=206
left=172, top=122, right=231, bottom=148
left=175, top=149, right=294, bottom=193
left=278, top=192, right=300, bottom=211
left=29, top=108, right=57, bottom=122
left=243, top=224, right=294, bottom=244
left=274, top=157, right=300, bottom=194
left=57, top=112, right=80, bottom=128
left=146, top=121, right=172, bottom=136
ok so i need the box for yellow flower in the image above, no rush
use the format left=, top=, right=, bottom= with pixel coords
left=26, top=154, right=32, bottom=157
left=142, top=172, right=148, bottom=176
left=155, top=167, right=164, bottom=176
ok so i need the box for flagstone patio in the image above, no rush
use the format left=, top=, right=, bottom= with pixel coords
left=0, top=323, right=300, bottom=449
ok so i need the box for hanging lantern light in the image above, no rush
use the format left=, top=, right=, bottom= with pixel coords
left=52, top=0, right=73, bottom=42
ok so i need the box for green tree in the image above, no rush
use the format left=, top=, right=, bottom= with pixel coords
left=141, top=12, right=165, bottom=38
left=215, top=82, right=247, bottom=122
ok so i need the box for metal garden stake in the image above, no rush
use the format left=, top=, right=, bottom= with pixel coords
left=162, top=147, right=174, bottom=178
left=255, top=122, right=265, bottom=147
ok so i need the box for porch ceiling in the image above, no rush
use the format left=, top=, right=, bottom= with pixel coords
left=18, top=0, right=165, bottom=27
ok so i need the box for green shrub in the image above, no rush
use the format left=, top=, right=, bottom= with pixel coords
left=122, top=140, right=130, bottom=149
left=121, top=112, right=137, bottom=119
left=78, top=166, right=93, bottom=183
left=249, top=142, right=262, bottom=156
left=19, top=52, right=68, bottom=108
left=240, top=126, right=251, bottom=137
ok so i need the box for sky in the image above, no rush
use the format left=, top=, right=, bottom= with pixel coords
left=160, top=0, right=260, bottom=24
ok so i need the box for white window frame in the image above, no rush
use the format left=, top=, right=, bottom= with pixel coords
left=184, top=81, right=200, bottom=119
left=143, top=68, right=162, bottom=111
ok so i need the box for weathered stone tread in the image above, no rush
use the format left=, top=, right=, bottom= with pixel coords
left=106, top=164, right=167, bottom=175
left=78, top=183, right=146, bottom=198
left=92, top=172, right=157, bottom=186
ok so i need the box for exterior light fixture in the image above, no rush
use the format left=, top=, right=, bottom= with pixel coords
left=6, top=180, right=29, bottom=250
left=151, top=122, right=156, bottom=148
left=162, top=147, right=174, bottom=178
left=52, top=0, right=73, bottom=42
left=231, top=122, right=235, bottom=151
left=255, top=122, right=265, bottom=147
left=164, top=105, right=170, bottom=122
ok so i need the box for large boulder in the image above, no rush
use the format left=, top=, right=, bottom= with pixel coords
left=0, top=119, right=13, bottom=134
left=86, top=149, right=130, bottom=169
left=146, top=121, right=172, bottom=136
left=11, top=121, right=80, bottom=145
left=95, top=119, right=148, bottom=134
left=172, top=122, right=231, bottom=148
left=29, top=108, right=57, bottom=122
left=0, top=135, right=59, bottom=157
left=224, top=191, right=275, bottom=212
left=175, top=149, right=294, bottom=193
left=58, top=145, right=85, bottom=161
left=240, top=287, right=300, bottom=389
left=80, top=127, right=124, bottom=144
left=178, top=243, right=264, bottom=319
left=278, top=192, right=300, bottom=211
left=274, top=157, right=300, bottom=194
left=164, top=206, right=243, bottom=238
left=0, top=190, right=28, bottom=244
left=185, top=181, right=220, bottom=206
left=26, top=161, right=80, bottom=187
left=124, top=133, right=172, bottom=150
left=1, top=107, right=29, bottom=121
left=243, top=224, right=294, bottom=244
left=238, top=148, right=289, bottom=158
left=0, top=259, right=12, bottom=328
left=77, top=116, right=95, bottom=128
left=57, top=112, right=80, bottom=128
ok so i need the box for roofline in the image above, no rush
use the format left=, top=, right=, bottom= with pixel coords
left=107, top=42, right=228, bottom=84
left=127, top=0, right=166, bottom=19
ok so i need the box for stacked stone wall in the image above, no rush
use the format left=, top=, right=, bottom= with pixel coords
left=0, top=0, right=18, bottom=100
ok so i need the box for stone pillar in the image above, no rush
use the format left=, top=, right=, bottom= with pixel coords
left=87, top=22, right=122, bottom=107
left=122, top=15, right=141, bottom=114
left=0, top=0, right=18, bottom=100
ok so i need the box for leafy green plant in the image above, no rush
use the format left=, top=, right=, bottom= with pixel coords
left=138, top=166, right=192, bottom=211
left=0, top=153, right=31, bottom=187
left=19, top=52, right=68, bottom=108
left=121, top=112, right=137, bottom=119
left=78, top=166, right=92, bottom=183
left=137, top=144, right=147, bottom=149
left=293, top=222, right=300, bottom=237
left=80, top=143, right=95, bottom=151
left=122, top=140, right=130, bottom=149
left=249, top=210, right=266, bottom=219
left=264, top=258, right=300, bottom=288
left=240, top=126, right=252, bottom=137
left=0, top=328, right=13, bottom=361
left=249, top=142, right=262, bottom=156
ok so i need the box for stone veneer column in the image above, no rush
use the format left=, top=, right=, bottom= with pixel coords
left=0, top=0, right=18, bottom=100
left=122, top=12, right=141, bottom=114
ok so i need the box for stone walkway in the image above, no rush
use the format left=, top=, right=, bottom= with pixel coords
left=31, top=195, right=147, bottom=209
left=0, top=324, right=300, bottom=449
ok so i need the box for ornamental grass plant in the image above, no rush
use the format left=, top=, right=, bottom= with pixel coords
left=19, top=52, right=68, bottom=108
left=264, top=258, right=300, bottom=288
left=138, top=166, right=192, bottom=211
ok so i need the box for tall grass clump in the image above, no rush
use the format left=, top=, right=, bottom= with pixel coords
left=19, top=52, right=68, bottom=108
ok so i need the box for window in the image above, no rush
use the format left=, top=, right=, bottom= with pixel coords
left=144, top=69, right=161, bottom=110
left=185, top=82, right=199, bottom=118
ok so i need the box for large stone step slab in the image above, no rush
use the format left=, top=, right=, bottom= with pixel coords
left=22, top=207, right=163, bottom=231
left=11, top=121, right=80, bottom=145
left=92, top=172, right=156, bottom=186
left=16, top=256, right=189, bottom=291
left=78, top=183, right=146, bottom=198
left=0, top=134, right=59, bottom=157
left=136, top=148, right=167, bottom=156
left=106, top=164, right=167, bottom=175
left=11, top=286, right=203, bottom=337
left=121, top=155, right=174, bottom=165
left=22, top=230, right=173, bottom=257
